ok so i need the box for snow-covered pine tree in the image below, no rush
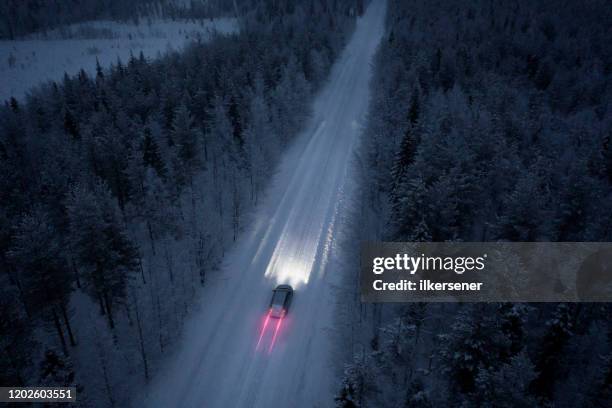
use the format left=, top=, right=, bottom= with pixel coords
left=67, top=181, right=139, bottom=330
left=8, top=207, right=76, bottom=354
left=474, top=351, right=538, bottom=407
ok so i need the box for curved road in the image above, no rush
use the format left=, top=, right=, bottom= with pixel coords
left=142, top=1, right=386, bottom=406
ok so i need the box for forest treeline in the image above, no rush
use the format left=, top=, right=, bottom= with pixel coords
left=0, top=0, right=359, bottom=404
left=338, top=0, right=612, bottom=406
left=1, top=0, right=242, bottom=39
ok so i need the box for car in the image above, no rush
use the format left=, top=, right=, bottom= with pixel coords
left=269, top=284, right=293, bottom=318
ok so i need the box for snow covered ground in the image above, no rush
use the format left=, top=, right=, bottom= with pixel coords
left=139, top=1, right=386, bottom=407
left=0, top=18, right=237, bottom=102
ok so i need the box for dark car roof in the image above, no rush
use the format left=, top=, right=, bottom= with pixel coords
left=271, top=289, right=289, bottom=306
left=275, top=284, right=293, bottom=292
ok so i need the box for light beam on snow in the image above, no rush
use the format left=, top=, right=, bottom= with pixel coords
left=265, top=249, right=315, bottom=289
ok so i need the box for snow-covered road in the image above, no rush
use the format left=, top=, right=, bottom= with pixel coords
left=141, top=1, right=386, bottom=406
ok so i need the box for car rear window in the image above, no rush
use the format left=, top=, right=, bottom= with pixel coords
left=271, top=290, right=286, bottom=305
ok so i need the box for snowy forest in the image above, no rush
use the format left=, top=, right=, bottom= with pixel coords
left=0, top=0, right=359, bottom=405
left=337, top=0, right=612, bottom=406
left=0, top=0, right=238, bottom=39
left=2, top=0, right=611, bottom=406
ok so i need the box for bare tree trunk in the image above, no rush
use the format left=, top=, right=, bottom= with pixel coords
left=4, top=347, right=25, bottom=386
left=196, top=233, right=206, bottom=286
left=249, top=171, right=253, bottom=202
left=103, top=292, right=115, bottom=330
left=52, top=307, right=68, bottom=356
left=202, top=131, right=208, bottom=160
left=71, top=259, right=81, bottom=289
left=190, top=176, right=197, bottom=229
left=60, top=303, right=76, bottom=346
left=164, top=242, right=174, bottom=282
left=97, top=292, right=106, bottom=316
left=98, top=343, right=115, bottom=408
left=148, top=276, right=165, bottom=353
left=137, top=251, right=147, bottom=285
left=147, top=220, right=156, bottom=255
left=232, top=0, right=239, bottom=19
left=132, top=291, right=149, bottom=381
left=156, top=291, right=164, bottom=353
left=124, top=302, right=133, bottom=327
left=232, top=175, right=240, bottom=242
left=6, top=267, right=30, bottom=317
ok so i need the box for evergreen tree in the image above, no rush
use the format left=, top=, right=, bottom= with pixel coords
left=498, top=303, right=530, bottom=358
left=172, top=104, right=201, bottom=186
left=474, top=352, right=538, bottom=407
left=63, top=108, right=80, bottom=139
left=436, top=305, right=510, bottom=396
left=141, top=126, right=167, bottom=178
left=390, top=125, right=418, bottom=204
left=8, top=207, right=76, bottom=354
left=228, top=95, right=244, bottom=146
left=531, top=304, right=576, bottom=400
left=0, top=284, right=34, bottom=386
left=337, top=356, right=375, bottom=408
left=408, top=89, right=420, bottom=125
left=39, top=349, right=76, bottom=386
left=404, top=378, right=433, bottom=408
left=67, top=181, right=139, bottom=330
